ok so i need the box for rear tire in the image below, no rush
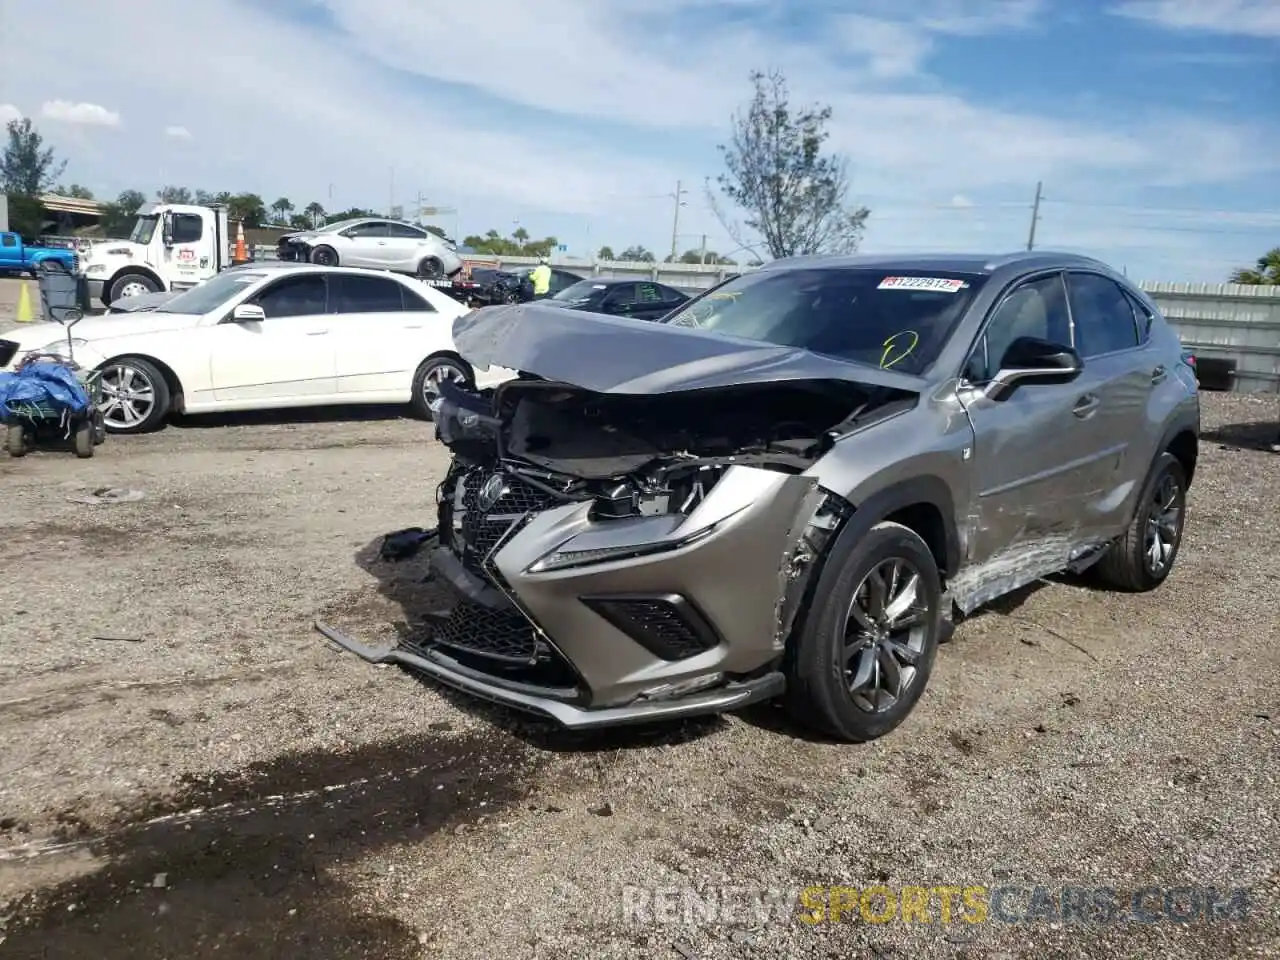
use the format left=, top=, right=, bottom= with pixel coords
left=785, top=520, right=942, bottom=742
left=417, top=257, right=444, bottom=280
left=1092, top=452, right=1187, bottom=592
left=6, top=423, right=28, bottom=458
left=410, top=355, right=474, bottom=420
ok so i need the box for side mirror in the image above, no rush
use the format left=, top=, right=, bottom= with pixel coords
left=232, top=304, right=266, bottom=323
left=161, top=214, right=174, bottom=247
left=986, top=336, right=1082, bottom=399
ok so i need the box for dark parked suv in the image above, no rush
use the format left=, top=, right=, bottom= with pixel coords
left=319, top=251, right=1200, bottom=743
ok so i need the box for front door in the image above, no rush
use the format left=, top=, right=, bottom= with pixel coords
left=163, top=212, right=208, bottom=291
left=956, top=272, right=1104, bottom=578
left=209, top=272, right=336, bottom=402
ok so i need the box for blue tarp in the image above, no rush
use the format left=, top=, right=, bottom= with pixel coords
left=0, top=360, right=92, bottom=420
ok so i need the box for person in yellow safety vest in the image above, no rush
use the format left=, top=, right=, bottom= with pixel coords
left=529, top=257, right=552, bottom=298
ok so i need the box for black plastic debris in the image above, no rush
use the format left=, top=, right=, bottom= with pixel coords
left=379, top=526, right=437, bottom=562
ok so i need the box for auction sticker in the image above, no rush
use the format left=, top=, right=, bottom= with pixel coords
left=878, top=276, right=967, bottom=292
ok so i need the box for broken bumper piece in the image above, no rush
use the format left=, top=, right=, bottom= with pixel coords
left=313, top=620, right=784, bottom=728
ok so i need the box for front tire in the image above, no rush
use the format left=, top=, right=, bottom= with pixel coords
left=310, top=245, right=338, bottom=266
left=107, top=272, right=160, bottom=304
left=410, top=355, right=474, bottom=420
left=1092, top=451, right=1187, bottom=591
left=97, top=358, right=172, bottom=434
left=785, top=520, right=943, bottom=742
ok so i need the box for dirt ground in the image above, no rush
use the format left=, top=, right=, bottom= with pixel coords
left=0, top=393, right=1277, bottom=959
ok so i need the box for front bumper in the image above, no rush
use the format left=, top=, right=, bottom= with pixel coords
left=318, top=464, right=829, bottom=728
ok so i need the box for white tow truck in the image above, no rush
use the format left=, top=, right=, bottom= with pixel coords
left=80, top=203, right=233, bottom=308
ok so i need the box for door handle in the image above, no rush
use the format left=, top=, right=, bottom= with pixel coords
left=306, top=329, right=329, bottom=336
left=402, top=324, right=423, bottom=329
left=1150, top=365, right=1167, bottom=384
left=1073, top=394, right=1100, bottom=418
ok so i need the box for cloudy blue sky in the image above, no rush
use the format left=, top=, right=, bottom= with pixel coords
left=1, top=0, right=1276, bottom=281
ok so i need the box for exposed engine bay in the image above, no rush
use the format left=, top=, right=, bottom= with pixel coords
left=432, top=376, right=917, bottom=522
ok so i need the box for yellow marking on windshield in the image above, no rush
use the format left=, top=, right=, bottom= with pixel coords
left=881, top=331, right=919, bottom=369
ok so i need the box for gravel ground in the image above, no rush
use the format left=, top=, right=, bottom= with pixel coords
left=0, top=393, right=1277, bottom=959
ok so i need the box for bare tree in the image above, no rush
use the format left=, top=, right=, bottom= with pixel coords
left=710, top=70, right=870, bottom=260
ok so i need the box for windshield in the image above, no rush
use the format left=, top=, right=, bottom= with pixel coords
left=158, top=270, right=267, bottom=315
left=129, top=215, right=158, bottom=245
left=551, top=280, right=606, bottom=303
left=662, top=267, right=987, bottom=374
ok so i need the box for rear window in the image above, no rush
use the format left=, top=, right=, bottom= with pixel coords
left=663, top=267, right=987, bottom=374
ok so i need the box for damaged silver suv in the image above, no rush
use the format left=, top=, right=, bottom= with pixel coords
left=318, top=252, right=1200, bottom=742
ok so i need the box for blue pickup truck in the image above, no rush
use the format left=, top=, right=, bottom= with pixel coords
left=0, top=232, right=78, bottom=276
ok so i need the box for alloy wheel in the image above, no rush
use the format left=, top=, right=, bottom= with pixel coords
left=1144, top=471, right=1183, bottom=575
left=99, top=363, right=156, bottom=430
left=843, top=557, right=930, bottom=713
left=421, top=362, right=467, bottom=407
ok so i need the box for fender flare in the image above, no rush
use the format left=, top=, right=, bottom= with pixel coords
left=843, top=474, right=962, bottom=577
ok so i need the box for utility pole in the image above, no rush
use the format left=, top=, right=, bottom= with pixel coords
left=1026, top=180, right=1043, bottom=251
left=699, top=234, right=707, bottom=264
left=389, top=166, right=395, bottom=217
left=669, top=180, right=687, bottom=261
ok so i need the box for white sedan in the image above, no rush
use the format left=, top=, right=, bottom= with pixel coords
left=0, top=264, right=514, bottom=433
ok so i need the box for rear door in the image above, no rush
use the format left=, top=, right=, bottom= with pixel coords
left=209, top=273, right=337, bottom=402
left=956, top=271, right=1104, bottom=573
left=384, top=222, right=429, bottom=272
left=1062, top=270, right=1155, bottom=538
left=329, top=272, right=420, bottom=395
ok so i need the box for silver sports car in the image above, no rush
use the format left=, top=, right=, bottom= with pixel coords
left=317, top=251, right=1200, bottom=742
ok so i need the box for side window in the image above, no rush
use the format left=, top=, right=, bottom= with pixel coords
left=968, top=274, right=1072, bottom=382
left=1124, top=290, right=1154, bottom=344
left=1, top=235, right=16, bottom=247
left=658, top=284, right=687, bottom=304
left=603, top=283, right=637, bottom=306
left=401, top=284, right=438, bottom=313
left=331, top=274, right=406, bottom=313
left=345, top=222, right=389, bottom=239
left=254, top=275, right=327, bottom=318
left=171, top=214, right=203, bottom=244
left=1067, top=273, right=1140, bottom=358
left=635, top=282, right=663, bottom=303
left=386, top=222, right=426, bottom=239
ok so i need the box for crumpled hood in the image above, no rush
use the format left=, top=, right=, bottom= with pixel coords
left=451, top=301, right=927, bottom=394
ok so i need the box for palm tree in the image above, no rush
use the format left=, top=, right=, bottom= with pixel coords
left=271, top=197, right=294, bottom=225
left=303, top=201, right=325, bottom=228
left=1229, top=247, right=1280, bottom=285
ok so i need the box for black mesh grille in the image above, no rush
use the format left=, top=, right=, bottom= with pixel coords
left=0, top=341, right=16, bottom=368
left=583, top=595, right=719, bottom=661
left=458, top=471, right=557, bottom=567
left=425, top=598, right=541, bottom=663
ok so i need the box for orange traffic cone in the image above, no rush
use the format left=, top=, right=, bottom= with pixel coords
left=232, top=222, right=248, bottom=264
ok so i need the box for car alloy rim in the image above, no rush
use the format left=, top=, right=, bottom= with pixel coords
left=843, top=557, right=930, bottom=713
left=422, top=363, right=466, bottom=405
left=1144, top=471, right=1183, bottom=575
left=119, top=281, right=151, bottom=299
left=99, top=363, right=156, bottom=429
left=315, top=249, right=335, bottom=265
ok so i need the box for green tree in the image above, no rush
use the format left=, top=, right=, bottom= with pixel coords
left=156, top=185, right=192, bottom=204
left=1229, top=247, right=1280, bottom=285
left=289, top=213, right=313, bottom=229
left=227, top=192, right=267, bottom=227
left=512, top=226, right=529, bottom=246
left=98, top=189, right=148, bottom=237
left=302, top=201, right=325, bottom=225
left=597, top=245, right=615, bottom=260
left=54, top=182, right=94, bottom=199
left=711, top=69, right=870, bottom=259
left=619, top=245, right=655, bottom=262
left=1, top=117, right=65, bottom=196
left=270, top=196, right=294, bottom=224
left=423, top=223, right=447, bottom=238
